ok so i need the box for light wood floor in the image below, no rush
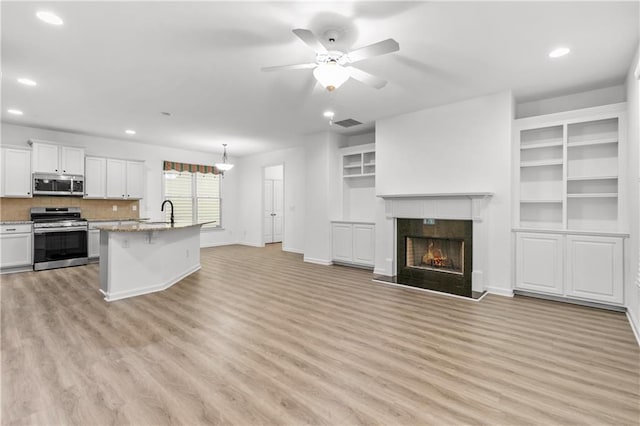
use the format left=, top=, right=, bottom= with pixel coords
left=2, top=244, right=639, bottom=425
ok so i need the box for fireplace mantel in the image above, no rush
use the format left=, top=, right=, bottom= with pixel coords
left=378, top=192, right=494, bottom=222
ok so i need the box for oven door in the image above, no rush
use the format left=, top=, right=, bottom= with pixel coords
left=33, top=227, right=88, bottom=270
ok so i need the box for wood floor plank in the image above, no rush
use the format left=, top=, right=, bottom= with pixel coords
left=1, top=243, right=639, bottom=425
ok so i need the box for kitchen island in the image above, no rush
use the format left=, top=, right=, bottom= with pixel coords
left=96, top=221, right=214, bottom=301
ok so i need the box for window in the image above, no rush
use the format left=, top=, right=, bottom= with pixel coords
left=163, top=171, right=221, bottom=228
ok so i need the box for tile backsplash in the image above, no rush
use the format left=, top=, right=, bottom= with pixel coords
left=0, top=197, right=140, bottom=221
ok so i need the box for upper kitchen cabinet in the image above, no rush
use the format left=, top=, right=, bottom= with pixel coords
left=105, top=158, right=145, bottom=200
left=1, top=147, right=32, bottom=198
left=84, top=156, right=107, bottom=198
left=31, top=140, right=84, bottom=175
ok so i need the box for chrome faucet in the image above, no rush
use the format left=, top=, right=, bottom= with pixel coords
left=161, top=200, right=174, bottom=225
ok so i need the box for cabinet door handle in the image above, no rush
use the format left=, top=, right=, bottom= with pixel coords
left=27, top=192, right=30, bottom=195
left=5, top=228, right=16, bottom=231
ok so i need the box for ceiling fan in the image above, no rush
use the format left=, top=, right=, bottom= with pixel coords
left=262, top=28, right=399, bottom=92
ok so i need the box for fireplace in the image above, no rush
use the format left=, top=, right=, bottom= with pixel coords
left=397, top=219, right=473, bottom=297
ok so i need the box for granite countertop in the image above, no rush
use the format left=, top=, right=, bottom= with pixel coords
left=1, top=221, right=33, bottom=225
left=86, top=218, right=148, bottom=223
left=95, top=221, right=216, bottom=232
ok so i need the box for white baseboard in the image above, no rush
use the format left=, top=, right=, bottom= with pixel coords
left=238, top=242, right=265, bottom=248
left=103, top=264, right=201, bottom=302
left=627, top=310, right=640, bottom=347
left=373, top=268, right=388, bottom=276
left=485, top=286, right=514, bottom=297
left=282, top=246, right=304, bottom=254
left=200, top=242, right=233, bottom=248
left=304, top=257, right=332, bottom=266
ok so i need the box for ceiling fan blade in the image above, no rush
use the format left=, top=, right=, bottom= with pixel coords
left=346, top=66, right=388, bottom=89
left=261, top=63, right=317, bottom=72
left=292, top=28, right=328, bottom=54
left=346, top=38, right=399, bottom=63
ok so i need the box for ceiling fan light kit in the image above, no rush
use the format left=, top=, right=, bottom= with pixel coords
left=313, top=61, right=350, bottom=91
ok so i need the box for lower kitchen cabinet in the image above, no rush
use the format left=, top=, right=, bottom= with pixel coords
left=88, top=229, right=100, bottom=259
left=331, top=221, right=375, bottom=268
left=514, top=231, right=624, bottom=306
left=0, top=224, right=33, bottom=272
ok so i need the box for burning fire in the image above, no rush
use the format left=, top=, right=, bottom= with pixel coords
left=422, top=241, right=448, bottom=267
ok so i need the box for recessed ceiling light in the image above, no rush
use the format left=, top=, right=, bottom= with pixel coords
left=548, top=47, right=571, bottom=58
left=36, top=11, right=64, bottom=26
left=125, top=129, right=136, bottom=135
left=17, top=78, right=37, bottom=86
left=8, top=109, right=24, bottom=116
left=323, top=111, right=335, bottom=118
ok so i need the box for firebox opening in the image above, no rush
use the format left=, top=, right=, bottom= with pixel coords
left=405, top=236, right=464, bottom=275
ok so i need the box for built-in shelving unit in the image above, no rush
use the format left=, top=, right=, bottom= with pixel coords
left=513, top=103, right=627, bottom=308
left=515, top=106, right=625, bottom=232
left=342, top=149, right=375, bottom=178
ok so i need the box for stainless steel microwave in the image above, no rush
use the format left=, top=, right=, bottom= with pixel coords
left=33, top=173, right=84, bottom=196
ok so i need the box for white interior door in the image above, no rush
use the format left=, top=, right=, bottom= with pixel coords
left=264, top=180, right=274, bottom=243
left=272, top=180, right=283, bottom=243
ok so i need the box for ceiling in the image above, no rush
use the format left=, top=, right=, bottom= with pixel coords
left=2, top=1, right=638, bottom=156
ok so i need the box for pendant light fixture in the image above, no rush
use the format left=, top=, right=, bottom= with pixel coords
left=215, top=143, right=234, bottom=173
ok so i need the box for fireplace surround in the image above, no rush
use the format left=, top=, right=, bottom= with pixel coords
left=376, top=192, right=493, bottom=299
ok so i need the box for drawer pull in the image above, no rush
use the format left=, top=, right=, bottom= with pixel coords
left=5, top=228, right=16, bottom=231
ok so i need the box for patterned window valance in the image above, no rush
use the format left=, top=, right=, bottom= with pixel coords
left=163, top=161, right=219, bottom=175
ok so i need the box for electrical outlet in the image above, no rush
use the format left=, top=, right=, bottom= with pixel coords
left=122, top=239, right=129, bottom=248
left=112, top=205, right=118, bottom=212
left=132, top=205, right=137, bottom=211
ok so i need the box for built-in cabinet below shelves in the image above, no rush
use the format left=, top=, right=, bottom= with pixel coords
left=515, top=231, right=624, bottom=306
left=331, top=221, right=375, bottom=268
left=85, top=156, right=145, bottom=199
left=31, top=140, right=85, bottom=175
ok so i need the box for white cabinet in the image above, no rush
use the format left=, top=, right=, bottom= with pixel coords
left=332, top=223, right=353, bottom=263
left=31, top=141, right=84, bottom=175
left=0, top=224, right=32, bottom=271
left=1, top=148, right=32, bottom=198
left=84, top=156, right=107, bottom=198
left=515, top=232, right=564, bottom=295
left=331, top=222, right=375, bottom=268
left=565, top=235, right=623, bottom=304
left=515, top=231, right=624, bottom=305
left=125, top=161, right=145, bottom=199
left=105, top=159, right=144, bottom=200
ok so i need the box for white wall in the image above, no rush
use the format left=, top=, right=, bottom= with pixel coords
left=625, top=45, right=640, bottom=339
left=0, top=123, right=238, bottom=247
left=235, top=146, right=305, bottom=253
left=264, top=164, right=283, bottom=180
left=303, top=131, right=344, bottom=264
left=375, top=91, right=513, bottom=292
left=516, top=85, right=626, bottom=118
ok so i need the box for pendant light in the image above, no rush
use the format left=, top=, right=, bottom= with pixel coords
left=215, top=144, right=234, bottom=173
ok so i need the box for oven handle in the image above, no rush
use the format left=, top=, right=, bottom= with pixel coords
left=34, top=227, right=88, bottom=234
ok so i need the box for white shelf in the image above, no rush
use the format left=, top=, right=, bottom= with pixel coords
left=363, top=162, right=376, bottom=166
left=344, top=173, right=375, bottom=178
left=567, top=137, right=618, bottom=148
left=520, top=200, right=563, bottom=204
left=343, top=165, right=362, bottom=169
left=520, top=159, right=563, bottom=168
left=567, top=175, right=618, bottom=181
left=567, top=193, right=618, bottom=198
left=520, top=141, right=563, bottom=150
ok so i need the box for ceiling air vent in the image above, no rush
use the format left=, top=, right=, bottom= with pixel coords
left=335, top=118, right=362, bottom=128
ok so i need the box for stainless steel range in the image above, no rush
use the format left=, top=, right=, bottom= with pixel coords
left=31, top=207, right=88, bottom=271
